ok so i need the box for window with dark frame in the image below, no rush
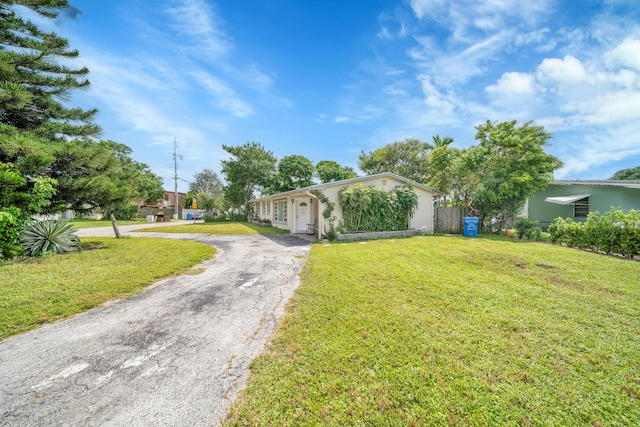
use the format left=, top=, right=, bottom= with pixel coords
left=573, top=197, right=589, bottom=218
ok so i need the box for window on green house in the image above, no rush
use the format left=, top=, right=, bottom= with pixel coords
left=573, top=197, right=589, bottom=217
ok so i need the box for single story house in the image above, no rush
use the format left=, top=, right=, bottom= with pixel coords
left=251, top=172, right=442, bottom=239
left=526, top=180, right=640, bottom=228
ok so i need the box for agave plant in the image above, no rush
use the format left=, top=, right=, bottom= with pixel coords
left=20, top=220, right=81, bottom=257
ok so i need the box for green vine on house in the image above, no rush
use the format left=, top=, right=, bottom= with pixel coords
left=338, top=183, right=418, bottom=232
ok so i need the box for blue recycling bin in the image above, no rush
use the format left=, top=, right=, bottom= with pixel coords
left=463, top=216, right=479, bottom=237
left=186, top=213, right=193, bottom=220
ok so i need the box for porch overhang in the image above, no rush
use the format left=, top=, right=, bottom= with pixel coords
left=544, top=194, right=590, bottom=205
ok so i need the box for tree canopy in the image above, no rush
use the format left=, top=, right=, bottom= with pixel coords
left=187, top=169, right=223, bottom=215
left=269, top=154, right=315, bottom=193
left=315, top=160, right=357, bottom=183
left=427, top=120, right=562, bottom=231
left=0, top=0, right=99, bottom=139
left=358, top=138, right=432, bottom=183
left=190, top=168, right=223, bottom=197
left=220, top=142, right=276, bottom=213
left=610, top=166, right=640, bottom=180
left=0, top=1, right=166, bottom=257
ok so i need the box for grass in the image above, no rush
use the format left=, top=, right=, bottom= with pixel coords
left=65, top=218, right=148, bottom=228
left=0, top=237, right=215, bottom=340
left=225, top=235, right=640, bottom=426
left=133, top=221, right=290, bottom=235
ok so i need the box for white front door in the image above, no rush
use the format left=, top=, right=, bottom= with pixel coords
left=296, top=201, right=309, bottom=232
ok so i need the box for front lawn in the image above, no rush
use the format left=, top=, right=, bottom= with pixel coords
left=226, top=235, right=640, bottom=426
left=133, top=221, right=289, bottom=235
left=0, top=237, right=215, bottom=340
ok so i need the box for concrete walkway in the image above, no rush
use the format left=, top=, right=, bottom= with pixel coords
left=0, top=228, right=311, bottom=426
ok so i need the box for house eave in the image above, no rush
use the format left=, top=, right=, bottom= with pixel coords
left=251, top=172, right=443, bottom=202
left=552, top=180, right=640, bottom=189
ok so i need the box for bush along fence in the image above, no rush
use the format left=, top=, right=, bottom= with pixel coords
left=548, top=207, right=640, bottom=259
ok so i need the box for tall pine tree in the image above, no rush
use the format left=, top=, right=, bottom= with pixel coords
left=0, top=0, right=100, bottom=139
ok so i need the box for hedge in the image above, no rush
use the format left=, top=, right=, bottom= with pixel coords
left=548, top=208, right=640, bottom=258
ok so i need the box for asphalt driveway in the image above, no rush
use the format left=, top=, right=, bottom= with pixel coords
left=0, top=229, right=311, bottom=426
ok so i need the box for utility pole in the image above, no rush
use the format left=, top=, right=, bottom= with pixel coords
left=173, top=138, right=183, bottom=219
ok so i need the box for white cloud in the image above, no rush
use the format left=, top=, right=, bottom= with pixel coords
left=409, top=0, right=551, bottom=41
left=536, top=55, right=587, bottom=85
left=334, top=116, right=352, bottom=124
left=604, top=38, right=640, bottom=72
left=578, top=91, right=640, bottom=125
left=555, top=123, right=640, bottom=179
left=486, top=72, right=536, bottom=96
left=409, top=30, right=514, bottom=86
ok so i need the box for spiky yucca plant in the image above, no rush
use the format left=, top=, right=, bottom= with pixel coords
left=20, top=221, right=81, bottom=257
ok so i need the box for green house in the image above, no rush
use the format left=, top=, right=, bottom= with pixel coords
left=526, top=180, right=640, bottom=228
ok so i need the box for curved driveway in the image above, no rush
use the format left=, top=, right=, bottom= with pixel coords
left=0, top=226, right=311, bottom=426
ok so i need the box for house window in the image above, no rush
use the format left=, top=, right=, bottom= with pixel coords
left=274, top=199, right=287, bottom=222
left=267, top=201, right=271, bottom=215
left=573, top=197, right=589, bottom=217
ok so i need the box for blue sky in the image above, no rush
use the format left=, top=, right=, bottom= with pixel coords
left=35, top=0, right=640, bottom=192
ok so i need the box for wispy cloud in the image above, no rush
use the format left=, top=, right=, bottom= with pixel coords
left=163, top=0, right=231, bottom=58
left=191, top=70, right=253, bottom=118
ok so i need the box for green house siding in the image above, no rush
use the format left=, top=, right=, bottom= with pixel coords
left=528, top=183, right=640, bottom=228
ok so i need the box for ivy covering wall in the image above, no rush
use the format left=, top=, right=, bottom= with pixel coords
left=338, top=183, right=418, bottom=232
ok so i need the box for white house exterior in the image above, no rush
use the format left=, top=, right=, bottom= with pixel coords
left=251, top=173, right=441, bottom=239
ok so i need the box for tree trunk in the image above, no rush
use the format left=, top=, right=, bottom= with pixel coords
left=110, top=214, right=122, bottom=239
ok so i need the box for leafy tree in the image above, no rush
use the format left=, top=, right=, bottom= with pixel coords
left=99, top=141, right=164, bottom=211
left=0, top=0, right=100, bottom=139
left=0, top=124, right=57, bottom=259
left=190, top=168, right=223, bottom=197
left=0, top=161, right=56, bottom=259
left=315, top=160, right=357, bottom=183
left=269, top=154, right=315, bottom=193
left=610, top=166, right=640, bottom=180
left=221, top=142, right=276, bottom=213
left=189, top=168, right=222, bottom=214
left=358, top=138, right=432, bottom=182
left=437, top=121, right=561, bottom=231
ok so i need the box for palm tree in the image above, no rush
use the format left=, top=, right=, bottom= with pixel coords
left=431, top=135, right=454, bottom=148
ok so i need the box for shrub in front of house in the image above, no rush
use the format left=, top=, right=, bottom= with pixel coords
left=515, top=218, right=543, bottom=240
left=549, top=207, right=640, bottom=258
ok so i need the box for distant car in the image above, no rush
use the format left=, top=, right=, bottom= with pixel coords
left=193, top=212, right=205, bottom=220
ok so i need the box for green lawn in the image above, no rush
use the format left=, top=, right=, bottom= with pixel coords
left=65, top=218, right=148, bottom=228
left=133, top=221, right=290, bottom=235
left=0, top=237, right=215, bottom=340
left=225, top=235, right=640, bottom=426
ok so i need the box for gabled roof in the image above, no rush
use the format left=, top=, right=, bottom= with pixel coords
left=252, top=172, right=442, bottom=202
left=551, top=180, right=640, bottom=189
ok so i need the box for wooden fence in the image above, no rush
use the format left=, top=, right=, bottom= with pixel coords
left=435, top=206, right=464, bottom=234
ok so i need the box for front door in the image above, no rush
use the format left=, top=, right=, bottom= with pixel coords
left=296, top=201, right=309, bottom=232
